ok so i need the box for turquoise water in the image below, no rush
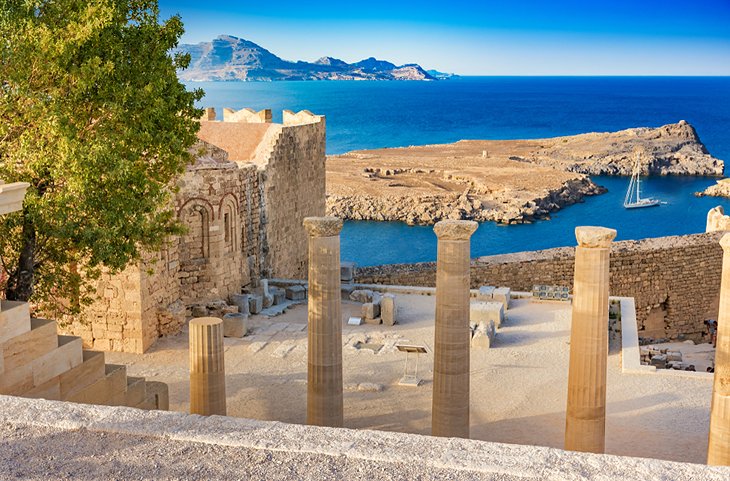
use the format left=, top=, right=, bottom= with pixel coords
left=191, top=77, right=730, bottom=265
left=342, top=176, right=730, bottom=265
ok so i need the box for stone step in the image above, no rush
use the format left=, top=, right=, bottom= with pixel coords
left=60, top=350, right=106, bottom=400
left=66, top=363, right=127, bottom=406
left=23, top=373, right=61, bottom=401
left=124, top=377, right=146, bottom=407
left=31, top=335, right=83, bottom=387
left=1, top=318, right=57, bottom=375
left=134, top=392, right=159, bottom=410
left=0, top=300, right=31, bottom=344
left=144, top=381, right=169, bottom=411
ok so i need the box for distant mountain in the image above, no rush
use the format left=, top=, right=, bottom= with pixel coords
left=175, top=35, right=440, bottom=81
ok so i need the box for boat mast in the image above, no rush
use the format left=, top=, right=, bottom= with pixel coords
left=635, top=153, right=642, bottom=202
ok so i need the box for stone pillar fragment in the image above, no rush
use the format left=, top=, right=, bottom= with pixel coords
left=189, top=317, right=226, bottom=416
left=708, top=233, right=730, bottom=465
left=564, top=226, right=616, bottom=453
left=431, top=219, right=478, bottom=438
left=304, top=216, right=344, bottom=427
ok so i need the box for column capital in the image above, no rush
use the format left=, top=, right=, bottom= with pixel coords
left=720, top=233, right=730, bottom=251
left=434, top=220, right=478, bottom=240
left=303, top=216, right=343, bottom=237
left=575, top=226, right=617, bottom=248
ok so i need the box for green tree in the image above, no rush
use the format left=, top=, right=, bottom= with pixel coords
left=0, top=0, right=202, bottom=313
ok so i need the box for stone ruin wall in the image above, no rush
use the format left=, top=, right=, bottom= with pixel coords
left=260, top=113, right=326, bottom=279
left=356, top=232, right=724, bottom=341
left=65, top=109, right=325, bottom=353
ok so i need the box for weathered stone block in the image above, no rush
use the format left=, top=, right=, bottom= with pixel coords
left=362, top=302, right=380, bottom=320
left=650, top=354, right=667, bottom=368
left=381, top=294, right=397, bottom=326
left=470, top=301, right=504, bottom=328
left=477, top=286, right=495, bottom=301
left=191, top=305, right=208, bottom=318
left=248, top=295, right=263, bottom=314
left=471, top=328, right=491, bottom=350
left=341, top=261, right=356, bottom=282
left=285, top=285, right=306, bottom=301
left=666, top=351, right=683, bottom=362
left=493, top=287, right=511, bottom=310
left=145, top=381, right=169, bottom=410
left=222, top=313, right=247, bottom=338
left=271, top=287, right=286, bottom=305
left=230, top=293, right=250, bottom=316
left=349, top=289, right=374, bottom=303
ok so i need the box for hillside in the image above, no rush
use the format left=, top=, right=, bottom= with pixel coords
left=176, top=35, right=443, bottom=81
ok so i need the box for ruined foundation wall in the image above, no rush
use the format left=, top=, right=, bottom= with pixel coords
left=259, top=117, right=326, bottom=279
left=356, top=233, right=723, bottom=341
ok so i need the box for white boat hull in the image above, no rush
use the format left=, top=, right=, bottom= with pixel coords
left=624, top=199, right=661, bottom=209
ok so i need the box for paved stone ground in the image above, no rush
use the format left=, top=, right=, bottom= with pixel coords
left=106, top=295, right=716, bottom=464
left=0, top=424, right=503, bottom=481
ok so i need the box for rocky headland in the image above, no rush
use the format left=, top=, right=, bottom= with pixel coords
left=697, top=178, right=730, bottom=199
left=521, top=120, right=722, bottom=176
left=176, top=35, right=443, bottom=81
left=326, top=122, right=723, bottom=225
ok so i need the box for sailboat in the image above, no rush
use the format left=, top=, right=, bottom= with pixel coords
left=623, top=153, right=661, bottom=209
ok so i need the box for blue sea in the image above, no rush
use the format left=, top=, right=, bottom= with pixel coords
left=190, top=77, right=730, bottom=266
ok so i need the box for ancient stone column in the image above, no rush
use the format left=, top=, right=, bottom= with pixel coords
left=564, top=226, right=616, bottom=453
left=189, top=317, right=226, bottom=416
left=708, top=233, right=730, bottom=465
left=431, top=219, right=478, bottom=438
left=304, top=216, right=344, bottom=427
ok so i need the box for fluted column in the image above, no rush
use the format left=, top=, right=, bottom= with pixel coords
left=304, top=216, right=344, bottom=427
left=189, top=317, right=226, bottom=416
left=564, top=226, right=616, bottom=453
left=431, top=219, right=478, bottom=438
left=708, top=233, right=730, bottom=465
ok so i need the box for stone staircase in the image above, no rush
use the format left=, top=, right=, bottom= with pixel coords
left=0, top=300, right=167, bottom=410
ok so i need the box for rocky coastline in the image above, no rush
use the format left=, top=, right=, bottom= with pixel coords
left=327, top=177, right=604, bottom=225
left=326, top=122, right=723, bottom=225
left=696, top=178, right=730, bottom=199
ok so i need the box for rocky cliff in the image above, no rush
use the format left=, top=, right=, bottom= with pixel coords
left=520, top=121, right=722, bottom=176
left=176, top=35, right=437, bottom=81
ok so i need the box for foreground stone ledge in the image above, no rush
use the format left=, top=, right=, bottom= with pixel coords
left=1, top=395, right=728, bottom=480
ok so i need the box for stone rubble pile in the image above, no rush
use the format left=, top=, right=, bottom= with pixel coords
left=640, top=346, right=697, bottom=371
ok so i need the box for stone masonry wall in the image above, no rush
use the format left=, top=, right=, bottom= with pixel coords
left=356, top=232, right=724, bottom=341
left=175, top=162, right=246, bottom=305
left=259, top=117, right=327, bottom=279
left=69, top=264, right=145, bottom=353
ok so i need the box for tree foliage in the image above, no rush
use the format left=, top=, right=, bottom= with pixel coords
left=0, top=0, right=202, bottom=313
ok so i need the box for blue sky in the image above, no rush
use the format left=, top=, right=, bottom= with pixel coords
left=158, top=0, right=730, bottom=75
